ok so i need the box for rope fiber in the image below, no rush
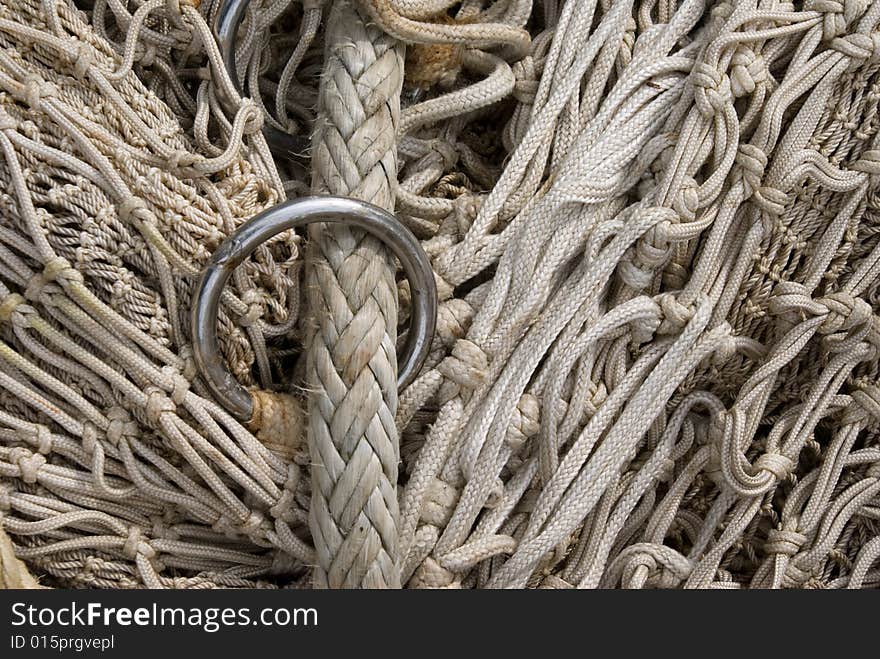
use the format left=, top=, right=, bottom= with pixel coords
left=1, top=0, right=880, bottom=589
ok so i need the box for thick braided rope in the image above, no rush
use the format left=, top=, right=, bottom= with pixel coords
left=0, top=526, right=40, bottom=589
left=306, top=0, right=404, bottom=588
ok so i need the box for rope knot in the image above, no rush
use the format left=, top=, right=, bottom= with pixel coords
left=691, top=63, right=731, bottom=118
left=619, top=544, right=692, bottom=588
left=0, top=293, right=25, bottom=324
left=212, top=513, right=237, bottom=537
left=485, top=478, right=505, bottom=508
left=436, top=298, right=474, bottom=347
left=10, top=447, right=45, bottom=484
left=410, top=556, right=459, bottom=589
left=105, top=406, right=135, bottom=444
left=708, top=2, right=735, bottom=33
left=736, top=143, right=768, bottom=195
left=430, top=139, right=460, bottom=170
left=167, top=149, right=199, bottom=170
left=765, top=527, right=807, bottom=557
left=437, top=339, right=488, bottom=402
left=710, top=332, right=741, bottom=367
left=151, top=515, right=180, bottom=541
left=178, top=344, right=199, bottom=381
left=506, top=394, right=540, bottom=452
left=247, top=390, right=304, bottom=460
left=81, top=422, right=97, bottom=454
left=239, top=510, right=266, bottom=535
left=144, top=387, right=176, bottom=424
left=656, top=293, right=694, bottom=334
left=70, top=43, right=93, bottom=80
left=21, top=76, right=56, bottom=109
left=830, top=32, right=880, bottom=67
left=117, top=196, right=150, bottom=223
left=238, top=289, right=264, bottom=327
left=672, top=176, right=700, bottom=221
left=269, top=466, right=300, bottom=522
left=704, top=421, right=726, bottom=486
left=160, top=365, right=190, bottom=405
left=239, top=99, right=264, bottom=135
left=619, top=215, right=678, bottom=291
left=767, top=280, right=812, bottom=317
left=139, top=44, right=158, bottom=68
left=842, top=385, right=880, bottom=426
left=420, top=478, right=459, bottom=527
left=752, top=185, right=789, bottom=216
left=628, top=299, right=661, bottom=344
left=123, top=526, right=156, bottom=560
left=753, top=452, right=794, bottom=481
left=730, top=46, right=767, bottom=97
left=30, top=257, right=84, bottom=303
left=816, top=292, right=872, bottom=335
left=82, top=556, right=103, bottom=574
left=806, top=0, right=869, bottom=40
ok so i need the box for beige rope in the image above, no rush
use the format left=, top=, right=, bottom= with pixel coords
left=0, top=526, right=41, bottom=588
left=305, top=0, right=404, bottom=588
left=1, top=0, right=880, bottom=591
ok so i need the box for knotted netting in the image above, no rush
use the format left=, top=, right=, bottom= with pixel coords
left=1, top=0, right=879, bottom=589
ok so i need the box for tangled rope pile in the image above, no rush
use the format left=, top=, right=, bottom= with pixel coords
left=1, top=0, right=880, bottom=589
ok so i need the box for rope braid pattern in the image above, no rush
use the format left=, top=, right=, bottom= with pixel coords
left=306, top=0, right=404, bottom=588
left=1, top=0, right=880, bottom=590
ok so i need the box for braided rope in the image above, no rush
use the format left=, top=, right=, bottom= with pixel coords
left=0, top=526, right=40, bottom=588
left=305, top=0, right=404, bottom=588
left=1, top=0, right=880, bottom=591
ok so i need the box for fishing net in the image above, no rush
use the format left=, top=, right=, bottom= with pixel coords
left=1, top=0, right=879, bottom=589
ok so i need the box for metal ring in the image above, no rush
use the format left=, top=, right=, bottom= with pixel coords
left=213, top=0, right=309, bottom=160
left=192, top=196, right=438, bottom=422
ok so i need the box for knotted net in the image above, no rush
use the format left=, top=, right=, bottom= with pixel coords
left=1, top=0, right=879, bottom=589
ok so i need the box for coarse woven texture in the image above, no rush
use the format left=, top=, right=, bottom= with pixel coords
left=0, top=0, right=315, bottom=589
left=1, top=526, right=40, bottom=587
left=305, top=0, right=404, bottom=588
left=2, top=0, right=880, bottom=589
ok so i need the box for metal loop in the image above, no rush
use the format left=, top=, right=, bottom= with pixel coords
left=192, top=196, right=438, bottom=421
left=213, top=0, right=309, bottom=160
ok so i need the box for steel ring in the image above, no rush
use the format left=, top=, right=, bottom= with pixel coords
left=192, top=196, right=438, bottom=422
left=213, top=0, right=309, bottom=160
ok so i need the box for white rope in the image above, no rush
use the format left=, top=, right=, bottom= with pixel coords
left=1, top=0, right=879, bottom=590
